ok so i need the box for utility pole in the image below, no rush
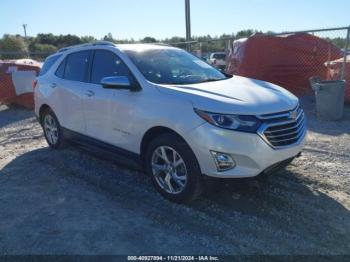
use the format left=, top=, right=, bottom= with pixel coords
left=22, top=24, right=28, bottom=40
left=22, top=24, right=29, bottom=58
left=185, top=0, right=191, bottom=51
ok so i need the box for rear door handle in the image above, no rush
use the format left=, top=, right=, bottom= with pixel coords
left=85, top=90, right=95, bottom=97
left=50, top=83, right=57, bottom=88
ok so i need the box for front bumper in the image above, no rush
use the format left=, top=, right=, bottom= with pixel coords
left=185, top=123, right=306, bottom=178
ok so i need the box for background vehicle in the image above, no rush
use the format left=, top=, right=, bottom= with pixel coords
left=208, top=52, right=227, bottom=71
left=34, top=42, right=306, bottom=203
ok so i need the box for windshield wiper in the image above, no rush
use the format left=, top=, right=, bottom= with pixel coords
left=162, top=78, right=226, bottom=85
left=197, top=78, right=225, bottom=83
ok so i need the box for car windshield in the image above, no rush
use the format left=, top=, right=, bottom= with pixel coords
left=213, top=53, right=226, bottom=60
left=124, top=48, right=228, bottom=85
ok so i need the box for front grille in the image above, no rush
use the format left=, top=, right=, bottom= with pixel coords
left=258, top=105, right=306, bottom=148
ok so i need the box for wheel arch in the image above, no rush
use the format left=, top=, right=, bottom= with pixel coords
left=38, top=104, right=51, bottom=124
left=140, top=126, right=190, bottom=165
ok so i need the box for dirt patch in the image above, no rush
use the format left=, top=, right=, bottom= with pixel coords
left=0, top=97, right=349, bottom=255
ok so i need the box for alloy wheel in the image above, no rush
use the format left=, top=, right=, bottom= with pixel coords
left=43, top=114, right=59, bottom=145
left=151, top=146, right=188, bottom=194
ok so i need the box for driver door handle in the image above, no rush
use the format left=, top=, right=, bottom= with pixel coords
left=85, top=90, right=95, bottom=97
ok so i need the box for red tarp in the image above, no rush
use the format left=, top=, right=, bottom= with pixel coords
left=325, top=55, right=350, bottom=102
left=226, top=33, right=343, bottom=95
left=0, top=60, right=41, bottom=109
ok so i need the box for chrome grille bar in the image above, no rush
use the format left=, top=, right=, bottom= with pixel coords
left=263, top=109, right=304, bottom=128
left=264, top=113, right=305, bottom=134
left=265, top=121, right=306, bottom=138
left=268, top=128, right=306, bottom=143
left=257, top=106, right=307, bottom=149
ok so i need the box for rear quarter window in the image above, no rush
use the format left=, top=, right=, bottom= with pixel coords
left=39, top=55, right=62, bottom=76
left=55, top=58, right=66, bottom=78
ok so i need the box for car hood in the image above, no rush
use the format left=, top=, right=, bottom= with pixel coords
left=157, top=76, right=299, bottom=115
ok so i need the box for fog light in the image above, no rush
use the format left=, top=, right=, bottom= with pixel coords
left=211, top=151, right=236, bottom=171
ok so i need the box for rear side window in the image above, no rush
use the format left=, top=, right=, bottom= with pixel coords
left=91, top=50, right=131, bottom=84
left=40, top=55, right=62, bottom=76
left=64, top=51, right=90, bottom=82
left=55, top=59, right=66, bottom=78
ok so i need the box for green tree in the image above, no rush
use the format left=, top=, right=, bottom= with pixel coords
left=55, top=34, right=82, bottom=48
left=80, top=36, right=97, bottom=43
left=29, top=43, right=57, bottom=60
left=324, top=37, right=347, bottom=49
left=0, top=34, right=27, bottom=59
left=103, top=33, right=115, bottom=43
left=35, top=33, right=58, bottom=46
left=141, top=36, right=157, bottom=43
left=235, top=29, right=259, bottom=39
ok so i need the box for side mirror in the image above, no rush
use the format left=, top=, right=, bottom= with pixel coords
left=101, top=76, right=131, bottom=89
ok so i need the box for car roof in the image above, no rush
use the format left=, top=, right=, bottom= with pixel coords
left=117, top=43, right=178, bottom=52
left=57, top=41, right=177, bottom=54
left=44, top=42, right=180, bottom=62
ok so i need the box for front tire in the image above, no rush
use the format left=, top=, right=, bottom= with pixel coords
left=145, top=133, right=203, bottom=203
left=41, top=108, right=65, bottom=149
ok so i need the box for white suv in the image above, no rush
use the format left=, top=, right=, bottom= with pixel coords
left=208, top=52, right=227, bottom=71
left=34, top=41, right=306, bottom=202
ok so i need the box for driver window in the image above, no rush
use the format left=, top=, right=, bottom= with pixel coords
left=91, top=50, right=130, bottom=84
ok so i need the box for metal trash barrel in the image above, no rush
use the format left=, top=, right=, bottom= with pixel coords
left=310, top=77, right=345, bottom=120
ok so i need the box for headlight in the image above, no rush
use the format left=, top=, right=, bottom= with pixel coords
left=194, top=108, right=261, bottom=133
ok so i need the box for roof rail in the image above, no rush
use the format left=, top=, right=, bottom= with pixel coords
left=90, top=41, right=116, bottom=46
left=58, top=41, right=116, bottom=53
left=153, top=42, right=171, bottom=47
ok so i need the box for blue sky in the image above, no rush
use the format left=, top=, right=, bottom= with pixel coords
left=1, top=0, right=349, bottom=39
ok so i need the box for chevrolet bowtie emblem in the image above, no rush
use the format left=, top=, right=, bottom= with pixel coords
left=290, top=110, right=298, bottom=119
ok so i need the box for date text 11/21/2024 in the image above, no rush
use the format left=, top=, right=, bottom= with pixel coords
left=127, top=255, right=220, bottom=261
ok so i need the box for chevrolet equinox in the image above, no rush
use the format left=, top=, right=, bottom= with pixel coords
left=34, top=41, right=307, bottom=202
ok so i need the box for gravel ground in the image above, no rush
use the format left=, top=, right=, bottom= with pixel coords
left=0, top=96, right=349, bottom=255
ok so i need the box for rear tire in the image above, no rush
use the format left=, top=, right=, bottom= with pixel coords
left=41, top=108, right=65, bottom=149
left=145, top=133, right=204, bottom=203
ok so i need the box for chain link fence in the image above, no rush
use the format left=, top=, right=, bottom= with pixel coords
left=1, top=26, right=349, bottom=83
left=169, top=26, right=350, bottom=102
left=171, top=26, right=350, bottom=83
left=171, top=38, right=234, bottom=59
left=270, top=27, right=350, bottom=81
left=0, top=51, right=53, bottom=62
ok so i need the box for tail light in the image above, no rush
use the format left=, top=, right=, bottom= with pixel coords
left=32, top=79, right=38, bottom=89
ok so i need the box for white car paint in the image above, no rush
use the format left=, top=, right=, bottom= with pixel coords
left=35, top=42, right=306, bottom=178
left=158, top=75, right=299, bottom=115
left=208, top=52, right=226, bottom=69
